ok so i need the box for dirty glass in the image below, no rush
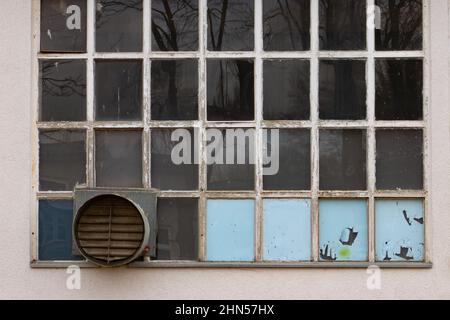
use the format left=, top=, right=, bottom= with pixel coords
left=263, top=199, right=311, bottom=261
left=95, top=60, right=142, bottom=121
left=207, top=129, right=255, bottom=190
left=376, top=130, right=423, bottom=190
left=95, top=0, right=143, bottom=52
left=263, top=59, right=310, bottom=120
left=375, top=0, right=423, bottom=51
left=151, top=59, right=198, bottom=120
left=319, top=129, right=366, bottom=190
left=207, top=0, right=254, bottom=51
left=263, top=0, right=310, bottom=51
left=152, top=0, right=199, bottom=51
left=39, top=130, right=86, bottom=191
left=319, top=0, right=366, bottom=50
left=376, top=59, right=423, bottom=120
left=40, top=60, right=86, bottom=121
left=151, top=129, right=199, bottom=190
left=319, top=59, right=366, bottom=120
left=263, top=129, right=311, bottom=190
left=41, top=0, right=87, bottom=52
left=95, top=130, right=142, bottom=187
left=156, top=198, right=198, bottom=260
left=319, top=199, right=368, bottom=261
left=39, top=200, right=83, bottom=261
left=206, top=199, right=255, bottom=261
left=375, top=199, right=424, bottom=262
left=207, top=59, right=254, bottom=121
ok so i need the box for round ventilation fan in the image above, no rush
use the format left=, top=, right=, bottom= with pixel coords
left=73, top=195, right=150, bottom=267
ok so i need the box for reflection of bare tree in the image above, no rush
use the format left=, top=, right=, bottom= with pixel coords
left=41, top=61, right=86, bottom=98
left=96, top=0, right=142, bottom=28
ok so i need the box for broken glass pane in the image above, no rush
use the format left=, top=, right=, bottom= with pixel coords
left=40, top=60, right=86, bottom=121
left=376, top=59, right=423, bottom=120
left=206, top=199, right=255, bottom=261
left=151, top=59, right=198, bottom=120
left=263, top=0, right=310, bottom=51
left=39, top=130, right=86, bottom=191
left=375, top=0, right=423, bottom=51
left=375, top=199, right=424, bottom=262
left=319, top=130, right=367, bottom=190
left=96, top=0, right=143, bottom=52
left=207, top=59, right=254, bottom=121
left=152, top=0, right=199, bottom=51
left=95, top=60, right=142, bottom=121
left=207, top=0, right=254, bottom=51
left=39, top=200, right=84, bottom=261
left=263, top=59, right=310, bottom=120
left=263, top=129, right=311, bottom=190
left=95, top=130, right=142, bottom=187
left=156, top=198, right=198, bottom=260
left=151, top=129, right=199, bottom=190
left=263, top=199, right=311, bottom=261
left=41, top=0, right=87, bottom=52
left=319, top=0, right=366, bottom=50
left=319, top=59, right=366, bottom=120
left=319, top=199, right=368, bottom=261
left=376, top=130, right=423, bottom=190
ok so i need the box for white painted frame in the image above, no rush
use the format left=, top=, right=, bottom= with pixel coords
left=31, top=0, right=431, bottom=268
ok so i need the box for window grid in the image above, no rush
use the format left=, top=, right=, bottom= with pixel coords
left=31, top=0, right=430, bottom=267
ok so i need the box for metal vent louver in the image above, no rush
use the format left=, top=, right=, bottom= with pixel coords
left=73, top=188, right=157, bottom=267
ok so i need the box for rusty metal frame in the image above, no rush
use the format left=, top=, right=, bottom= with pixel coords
left=31, top=0, right=431, bottom=268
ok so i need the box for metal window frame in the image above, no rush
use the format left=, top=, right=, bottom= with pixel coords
left=31, top=0, right=432, bottom=268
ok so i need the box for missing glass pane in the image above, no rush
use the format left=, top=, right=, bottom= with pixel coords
left=151, top=59, right=198, bottom=120
left=40, top=60, right=86, bottom=122
left=263, top=59, right=310, bottom=120
left=319, top=129, right=366, bottom=190
left=95, top=130, right=143, bottom=187
left=152, top=0, right=199, bottom=51
left=95, top=60, right=142, bottom=121
left=96, top=0, right=143, bottom=52
left=207, top=59, right=254, bottom=121
left=39, top=130, right=86, bottom=191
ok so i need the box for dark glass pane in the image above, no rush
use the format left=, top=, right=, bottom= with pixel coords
left=151, top=60, right=198, bottom=120
left=375, top=0, right=423, bottom=51
left=263, top=0, right=310, bottom=51
left=207, top=129, right=255, bottom=190
left=39, top=130, right=86, bottom=191
left=376, top=59, right=423, bottom=120
left=319, top=0, right=366, bottom=50
left=263, top=59, right=310, bottom=120
left=319, top=60, right=366, bottom=120
left=96, top=0, right=143, bottom=52
left=39, top=200, right=83, bottom=261
left=207, top=59, right=254, bottom=121
left=151, top=129, right=199, bottom=190
left=95, top=130, right=142, bottom=187
left=40, top=60, right=86, bottom=121
left=207, top=0, right=254, bottom=51
left=95, top=60, right=142, bottom=121
left=152, top=0, right=199, bottom=51
left=376, top=130, right=423, bottom=190
left=319, top=129, right=366, bottom=190
left=156, top=198, right=198, bottom=260
left=41, top=0, right=87, bottom=52
left=263, top=129, right=311, bottom=190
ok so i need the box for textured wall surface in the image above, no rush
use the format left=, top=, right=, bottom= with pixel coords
left=0, top=0, right=449, bottom=299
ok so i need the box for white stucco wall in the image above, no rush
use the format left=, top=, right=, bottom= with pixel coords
left=0, top=0, right=449, bottom=299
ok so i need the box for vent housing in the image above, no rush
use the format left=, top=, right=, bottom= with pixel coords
left=73, top=188, right=157, bottom=267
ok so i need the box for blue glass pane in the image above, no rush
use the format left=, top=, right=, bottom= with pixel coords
left=39, top=200, right=83, bottom=261
left=319, top=199, right=368, bottom=261
left=263, top=199, right=311, bottom=261
left=375, top=199, right=424, bottom=262
left=206, top=199, right=254, bottom=261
